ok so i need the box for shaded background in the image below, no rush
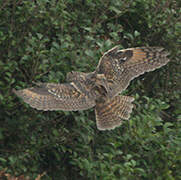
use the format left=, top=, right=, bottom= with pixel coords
left=0, top=0, right=180, bottom=179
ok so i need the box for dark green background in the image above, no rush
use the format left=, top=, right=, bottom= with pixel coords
left=0, top=0, right=180, bottom=179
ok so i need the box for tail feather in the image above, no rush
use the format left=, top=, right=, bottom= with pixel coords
left=95, top=95, right=134, bottom=130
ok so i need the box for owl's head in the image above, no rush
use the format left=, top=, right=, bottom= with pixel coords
left=85, top=72, right=109, bottom=97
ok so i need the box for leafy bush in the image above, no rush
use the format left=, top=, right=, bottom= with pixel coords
left=0, top=0, right=180, bottom=179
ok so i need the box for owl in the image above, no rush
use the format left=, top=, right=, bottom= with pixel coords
left=13, top=46, right=170, bottom=130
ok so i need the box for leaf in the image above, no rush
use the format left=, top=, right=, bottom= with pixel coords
left=0, top=157, right=6, bottom=163
left=52, top=129, right=59, bottom=137
left=36, top=33, right=43, bottom=39
left=52, top=41, right=60, bottom=49
left=85, top=49, right=94, bottom=57
left=134, top=30, right=140, bottom=37
left=109, top=6, right=122, bottom=14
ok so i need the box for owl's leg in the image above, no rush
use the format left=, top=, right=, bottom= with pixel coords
left=95, top=95, right=134, bottom=130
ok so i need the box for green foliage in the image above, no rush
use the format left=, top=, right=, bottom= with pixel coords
left=0, top=0, right=180, bottom=179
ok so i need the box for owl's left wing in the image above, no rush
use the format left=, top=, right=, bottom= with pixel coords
left=13, top=82, right=96, bottom=111
left=96, top=46, right=170, bottom=97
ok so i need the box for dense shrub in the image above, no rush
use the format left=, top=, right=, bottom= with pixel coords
left=0, top=0, right=180, bottom=179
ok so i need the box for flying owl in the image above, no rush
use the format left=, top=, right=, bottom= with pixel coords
left=13, top=46, right=170, bottom=130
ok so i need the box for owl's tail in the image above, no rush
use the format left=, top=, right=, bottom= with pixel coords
left=95, top=95, right=134, bottom=130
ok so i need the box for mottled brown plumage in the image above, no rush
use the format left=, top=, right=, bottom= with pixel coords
left=13, top=46, right=170, bottom=130
left=95, top=96, right=134, bottom=130
left=96, top=46, right=170, bottom=98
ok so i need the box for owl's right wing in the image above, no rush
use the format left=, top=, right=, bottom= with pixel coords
left=13, top=82, right=96, bottom=111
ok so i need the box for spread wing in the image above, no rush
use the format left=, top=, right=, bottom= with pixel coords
left=96, top=46, right=170, bottom=97
left=13, top=82, right=96, bottom=111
